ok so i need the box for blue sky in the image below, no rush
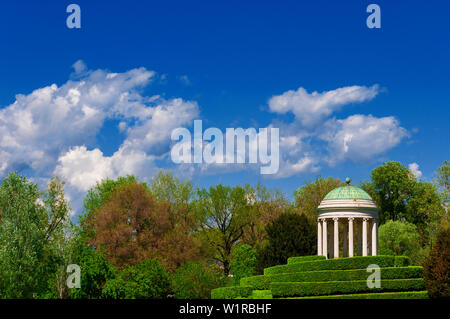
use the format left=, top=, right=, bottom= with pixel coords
left=0, top=0, right=449, bottom=214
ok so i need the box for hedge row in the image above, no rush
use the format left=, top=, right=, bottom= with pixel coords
left=241, top=266, right=423, bottom=290
left=271, top=278, right=425, bottom=297
left=297, top=291, right=429, bottom=299
left=251, top=290, right=272, bottom=299
left=264, top=256, right=410, bottom=275
left=287, top=255, right=326, bottom=264
left=211, top=286, right=253, bottom=299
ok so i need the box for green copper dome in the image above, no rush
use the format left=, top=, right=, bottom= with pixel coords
left=323, top=185, right=373, bottom=200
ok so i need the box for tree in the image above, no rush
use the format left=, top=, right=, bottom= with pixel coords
left=69, top=245, right=116, bottom=299
left=230, top=244, right=258, bottom=285
left=423, top=226, right=450, bottom=299
left=363, top=161, right=445, bottom=242
left=88, top=181, right=200, bottom=271
left=435, top=160, right=450, bottom=208
left=0, top=173, right=46, bottom=298
left=378, top=220, right=423, bottom=264
left=197, top=185, right=251, bottom=275
left=172, top=261, right=227, bottom=299
left=363, top=161, right=416, bottom=224
left=240, top=183, right=289, bottom=250
left=258, top=212, right=316, bottom=271
left=294, top=176, right=343, bottom=222
left=79, top=175, right=139, bottom=240
left=101, top=259, right=171, bottom=299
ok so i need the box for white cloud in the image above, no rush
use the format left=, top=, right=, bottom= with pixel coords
left=0, top=62, right=199, bottom=208
left=268, top=85, right=379, bottom=128
left=408, top=162, right=422, bottom=178
left=320, top=114, right=408, bottom=164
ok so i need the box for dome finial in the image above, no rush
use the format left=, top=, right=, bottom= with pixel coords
left=345, top=177, right=351, bottom=185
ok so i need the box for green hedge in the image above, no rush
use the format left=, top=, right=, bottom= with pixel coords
left=394, top=256, right=411, bottom=267
left=251, top=290, right=272, bottom=299
left=241, top=266, right=423, bottom=290
left=287, top=255, right=326, bottom=264
left=298, top=291, right=429, bottom=299
left=264, top=256, right=406, bottom=275
left=271, top=278, right=425, bottom=297
left=211, top=286, right=253, bottom=299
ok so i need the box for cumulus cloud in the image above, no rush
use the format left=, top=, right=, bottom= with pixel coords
left=408, top=162, right=422, bottom=178
left=0, top=61, right=199, bottom=201
left=268, top=85, right=379, bottom=128
left=320, top=114, right=408, bottom=164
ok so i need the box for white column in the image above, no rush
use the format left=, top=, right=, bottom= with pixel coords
left=317, top=219, right=322, bottom=256
left=322, top=219, right=328, bottom=258
left=371, top=218, right=377, bottom=256
left=343, top=221, right=348, bottom=257
left=333, top=217, right=339, bottom=259
left=357, top=220, right=362, bottom=256
left=348, top=217, right=354, bottom=257
left=362, top=218, right=368, bottom=256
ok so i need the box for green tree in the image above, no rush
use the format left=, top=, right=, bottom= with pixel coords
left=363, top=161, right=416, bottom=224
left=0, top=173, right=45, bottom=298
left=257, top=212, right=316, bottom=271
left=172, top=261, right=227, bottom=299
left=378, top=220, right=423, bottom=264
left=423, top=225, right=450, bottom=299
left=196, top=185, right=251, bottom=275
left=101, top=259, right=171, bottom=299
left=230, top=244, right=258, bottom=285
left=294, top=176, right=342, bottom=222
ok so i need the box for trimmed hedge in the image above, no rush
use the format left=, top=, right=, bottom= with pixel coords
left=211, top=286, right=253, bottom=299
left=271, top=278, right=425, bottom=297
left=241, top=266, right=423, bottom=290
left=251, top=290, right=272, bottom=299
left=264, top=256, right=407, bottom=275
left=287, top=255, right=326, bottom=264
left=298, top=291, right=429, bottom=299
left=394, top=256, right=411, bottom=267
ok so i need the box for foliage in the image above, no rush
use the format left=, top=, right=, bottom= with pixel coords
left=378, top=220, right=422, bottom=264
left=270, top=278, right=425, bottom=297
left=0, top=173, right=71, bottom=298
left=101, top=259, right=171, bottom=299
left=79, top=175, right=139, bottom=240
left=423, top=226, right=450, bottom=299
left=210, top=286, right=253, bottom=299
left=257, top=212, right=316, bottom=271
left=294, top=176, right=342, bottom=222
left=287, top=255, right=326, bottom=264
left=301, top=291, right=429, bottom=299
left=241, top=266, right=423, bottom=290
left=240, top=183, right=289, bottom=249
left=172, top=261, right=227, bottom=299
left=434, top=160, right=450, bottom=205
left=230, top=244, right=258, bottom=285
left=69, top=244, right=116, bottom=299
left=263, top=256, right=408, bottom=275
left=197, top=184, right=252, bottom=275
left=88, top=181, right=201, bottom=271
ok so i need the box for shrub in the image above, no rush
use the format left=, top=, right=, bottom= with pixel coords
left=378, top=220, right=422, bottom=264
left=264, top=256, right=399, bottom=275
left=101, top=259, right=171, bottom=299
left=423, top=226, right=450, bottom=299
left=172, top=261, right=227, bottom=299
left=271, top=278, right=425, bottom=297
left=257, top=212, right=316, bottom=271
left=287, top=255, right=326, bottom=264
left=299, top=291, right=429, bottom=299
left=230, top=244, right=258, bottom=286
left=251, top=290, right=272, bottom=299
left=211, top=286, right=253, bottom=299
left=241, top=266, right=423, bottom=290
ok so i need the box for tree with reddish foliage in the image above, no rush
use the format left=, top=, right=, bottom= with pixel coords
left=88, top=181, right=201, bottom=271
left=423, top=226, right=450, bottom=299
